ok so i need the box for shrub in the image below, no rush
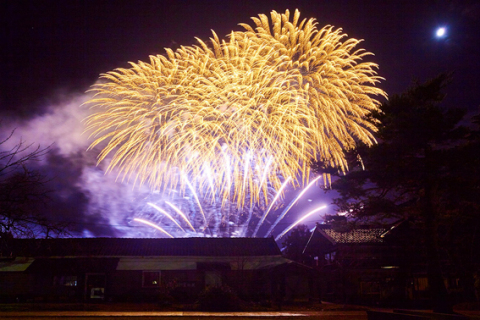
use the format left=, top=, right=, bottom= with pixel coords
left=196, top=285, right=242, bottom=311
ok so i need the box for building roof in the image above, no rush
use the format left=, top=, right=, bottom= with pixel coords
left=2, top=237, right=282, bottom=258
left=319, top=225, right=386, bottom=244
left=303, top=224, right=388, bottom=255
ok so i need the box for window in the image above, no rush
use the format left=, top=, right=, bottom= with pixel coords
left=325, top=251, right=337, bottom=262
left=414, top=277, right=428, bottom=291
left=171, top=271, right=197, bottom=288
left=142, top=271, right=161, bottom=287
left=53, top=276, right=77, bottom=287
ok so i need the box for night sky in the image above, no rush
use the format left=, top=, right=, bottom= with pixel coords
left=1, top=0, right=479, bottom=238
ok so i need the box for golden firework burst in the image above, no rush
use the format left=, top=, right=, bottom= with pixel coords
left=84, top=9, right=386, bottom=207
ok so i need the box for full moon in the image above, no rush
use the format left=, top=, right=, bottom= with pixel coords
left=436, top=27, right=446, bottom=38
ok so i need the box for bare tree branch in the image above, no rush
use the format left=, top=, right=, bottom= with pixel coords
left=0, top=128, right=70, bottom=238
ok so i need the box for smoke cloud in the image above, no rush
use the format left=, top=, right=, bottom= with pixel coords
left=0, top=90, right=328, bottom=239
left=0, top=92, right=154, bottom=237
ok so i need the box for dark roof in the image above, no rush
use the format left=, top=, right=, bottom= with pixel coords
left=26, top=258, right=119, bottom=274
left=4, top=237, right=281, bottom=258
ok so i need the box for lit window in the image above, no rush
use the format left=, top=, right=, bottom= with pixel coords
left=142, top=271, right=161, bottom=287
left=325, top=251, right=337, bottom=262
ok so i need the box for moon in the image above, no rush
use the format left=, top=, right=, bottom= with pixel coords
left=436, top=27, right=446, bottom=38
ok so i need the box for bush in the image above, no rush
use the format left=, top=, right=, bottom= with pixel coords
left=196, top=285, right=242, bottom=311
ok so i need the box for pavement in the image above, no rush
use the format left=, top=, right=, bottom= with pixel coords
left=0, top=310, right=369, bottom=319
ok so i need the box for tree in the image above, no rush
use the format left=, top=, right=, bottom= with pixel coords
left=439, top=112, right=480, bottom=302
left=281, top=224, right=312, bottom=265
left=312, top=74, right=476, bottom=313
left=0, top=130, right=70, bottom=238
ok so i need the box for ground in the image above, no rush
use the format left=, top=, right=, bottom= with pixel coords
left=1, top=301, right=479, bottom=319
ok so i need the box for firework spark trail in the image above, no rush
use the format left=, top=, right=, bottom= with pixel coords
left=147, top=202, right=185, bottom=232
left=220, top=149, right=234, bottom=209
left=264, top=175, right=322, bottom=237
left=165, top=201, right=196, bottom=232
left=242, top=151, right=251, bottom=198
left=275, top=205, right=327, bottom=241
left=223, top=152, right=232, bottom=186
left=182, top=173, right=207, bottom=224
left=133, top=218, right=174, bottom=238
left=243, top=156, right=272, bottom=237
left=252, top=177, right=292, bottom=237
left=259, top=156, right=273, bottom=188
left=242, top=201, right=255, bottom=237
left=203, top=163, right=215, bottom=200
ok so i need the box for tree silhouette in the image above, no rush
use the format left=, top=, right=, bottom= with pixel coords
left=312, top=74, right=478, bottom=313
left=0, top=129, right=70, bottom=238
left=281, top=224, right=312, bottom=265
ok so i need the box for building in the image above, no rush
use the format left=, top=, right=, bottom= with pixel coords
left=0, top=237, right=313, bottom=303
left=304, top=220, right=467, bottom=307
left=304, top=222, right=398, bottom=305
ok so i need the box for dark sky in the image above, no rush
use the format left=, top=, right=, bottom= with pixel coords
left=2, top=0, right=479, bottom=115
left=1, top=0, right=479, bottom=238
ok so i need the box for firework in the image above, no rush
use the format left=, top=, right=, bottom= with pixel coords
left=252, top=177, right=292, bottom=237
left=275, top=205, right=327, bottom=241
left=165, top=201, right=196, bottom=232
left=147, top=202, right=185, bottom=232
left=85, top=9, right=385, bottom=236
left=133, top=218, right=173, bottom=238
left=265, top=175, right=322, bottom=237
